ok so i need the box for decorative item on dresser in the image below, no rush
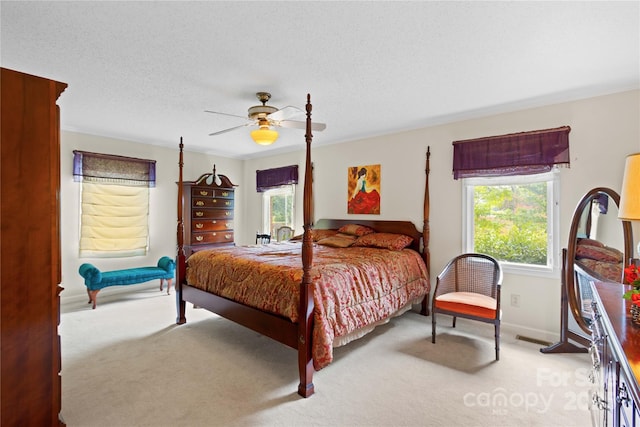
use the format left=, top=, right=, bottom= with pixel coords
left=1, top=68, right=67, bottom=425
left=179, top=165, right=237, bottom=255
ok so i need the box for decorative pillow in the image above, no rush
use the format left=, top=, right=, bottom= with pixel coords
left=317, top=233, right=358, bottom=248
left=575, top=244, right=623, bottom=263
left=577, top=238, right=605, bottom=248
left=313, top=229, right=339, bottom=241
left=290, top=229, right=338, bottom=242
left=576, top=259, right=623, bottom=282
left=337, top=224, right=376, bottom=237
left=352, top=232, right=414, bottom=251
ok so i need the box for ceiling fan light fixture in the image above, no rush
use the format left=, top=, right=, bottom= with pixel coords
left=251, top=127, right=279, bottom=145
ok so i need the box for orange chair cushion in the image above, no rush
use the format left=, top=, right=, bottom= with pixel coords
left=435, top=292, right=497, bottom=319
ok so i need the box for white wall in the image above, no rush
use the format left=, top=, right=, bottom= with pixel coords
left=243, top=89, right=640, bottom=341
left=60, top=89, right=640, bottom=342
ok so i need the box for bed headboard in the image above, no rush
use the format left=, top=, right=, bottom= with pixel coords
left=314, top=219, right=422, bottom=253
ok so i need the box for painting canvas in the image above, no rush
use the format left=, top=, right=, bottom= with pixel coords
left=348, top=164, right=381, bottom=214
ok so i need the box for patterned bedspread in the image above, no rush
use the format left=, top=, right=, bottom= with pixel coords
left=185, top=241, right=430, bottom=369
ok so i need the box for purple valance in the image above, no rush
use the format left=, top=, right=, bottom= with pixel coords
left=256, top=165, right=298, bottom=192
left=452, top=126, right=571, bottom=179
left=73, top=150, right=156, bottom=187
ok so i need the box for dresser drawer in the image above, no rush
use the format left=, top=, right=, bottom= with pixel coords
left=193, top=209, right=233, bottom=219
left=192, top=219, right=233, bottom=232
left=192, top=188, right=233, bottom=199
left=192, top=197, right=234, bottom=208
left=192, top=231, right=234, bottom=245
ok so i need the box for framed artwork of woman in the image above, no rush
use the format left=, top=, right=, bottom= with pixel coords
left=347, top=164, right=381, bottom=214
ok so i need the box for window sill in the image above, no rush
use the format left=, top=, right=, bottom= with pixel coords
left=500, top=262, right=560, bottom=280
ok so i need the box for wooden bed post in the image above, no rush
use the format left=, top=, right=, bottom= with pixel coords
left=421, top=147, right=431, bottom=315
left=176, top=138, right=187, bottom=324
left=298, top=94, right=315, bottom=397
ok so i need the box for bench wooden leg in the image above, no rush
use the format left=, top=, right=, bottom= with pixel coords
left=160, top=278, right=172, bottom=295
left=88, top=289, right=99, bottom=309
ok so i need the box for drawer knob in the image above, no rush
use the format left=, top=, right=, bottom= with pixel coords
left=199, top=190, right=208, bottom=196
left=196, top=201, right=204, bottom=206
left=195, top=212, right=203, bottom=217
left=195, top=223, right=204, bottom=229
left=195, top=236, right=203, bottom=242
left=591, top=393, right=608, bottom=411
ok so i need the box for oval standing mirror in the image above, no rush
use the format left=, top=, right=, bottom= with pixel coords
left=542, top=187, right=633, bottom=354
left=567, top=187, right=633, bottom=334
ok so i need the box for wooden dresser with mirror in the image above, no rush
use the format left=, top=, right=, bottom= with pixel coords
left=542, top=187, right=640, bottom=426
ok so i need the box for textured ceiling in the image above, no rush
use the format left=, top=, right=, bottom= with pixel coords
left=1, top=1, right=638, bottom=159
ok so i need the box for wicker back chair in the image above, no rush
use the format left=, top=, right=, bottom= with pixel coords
left=431, top=253, right=503, bottom=360
left=276, top=226, right=294, bottom=242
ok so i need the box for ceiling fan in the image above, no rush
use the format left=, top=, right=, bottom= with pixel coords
left=205, top=92, right=326, bottom=145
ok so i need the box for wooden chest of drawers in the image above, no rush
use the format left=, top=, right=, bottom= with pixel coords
left=181, top=168, right=236, bottom=254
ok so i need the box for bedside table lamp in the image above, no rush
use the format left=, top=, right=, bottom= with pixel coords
left=618, top=153, right=640, bottom=257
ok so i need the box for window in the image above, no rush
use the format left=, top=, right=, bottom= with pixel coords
left=256, top=165, right=298, bottom=239
left=262, top=185, right=295, bottom=238
left=463, top=171, right=559, bottom=276
left=453, top=126, right=570, bottom=277
left=73, top=151, right=155, bottom=258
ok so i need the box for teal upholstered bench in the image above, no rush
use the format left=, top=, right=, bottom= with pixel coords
left=78, top=256, right=175, bottom=309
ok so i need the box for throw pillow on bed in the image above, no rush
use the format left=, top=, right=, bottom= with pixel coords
left=352, top=233, right=414, bottom=251
left=337, top=224, right=376, bottom=237
left=575, top=244, right=623, bottom=263
left=291, top=229, right=338, bottom=242
left=317, top=233, right=358, bottom=248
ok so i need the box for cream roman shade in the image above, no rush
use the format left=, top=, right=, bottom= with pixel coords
left=73, top=151, right=155, bottom=258
left=79, top=182, right=149, bottom=257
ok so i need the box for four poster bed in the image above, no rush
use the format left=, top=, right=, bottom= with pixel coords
left=175, top=94, right=432, bottom=397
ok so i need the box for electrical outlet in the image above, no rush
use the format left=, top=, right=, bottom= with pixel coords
left=511, top=294, right=520, bottom=307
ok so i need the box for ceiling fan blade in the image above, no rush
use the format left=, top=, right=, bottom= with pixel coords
left=208, top=123, right=252, bottom=137
left=204, top=110, right=247, bottom=120
left=268, top=106, right=303, bottom=121
left=278, top=119, right=327, bottom=132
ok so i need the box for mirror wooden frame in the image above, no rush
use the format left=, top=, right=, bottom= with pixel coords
left=541, top=187, right=633, bottom=353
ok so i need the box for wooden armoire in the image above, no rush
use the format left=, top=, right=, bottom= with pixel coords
left=1, top=67, right=67, bottom=425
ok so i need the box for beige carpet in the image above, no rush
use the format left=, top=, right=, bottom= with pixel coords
left=60, top=286, right=592, bottom=426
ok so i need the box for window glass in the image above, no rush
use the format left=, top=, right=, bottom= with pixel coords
left=463, top=171, right=559, bottom=277
left=262, top=185, right=295, bottom=238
